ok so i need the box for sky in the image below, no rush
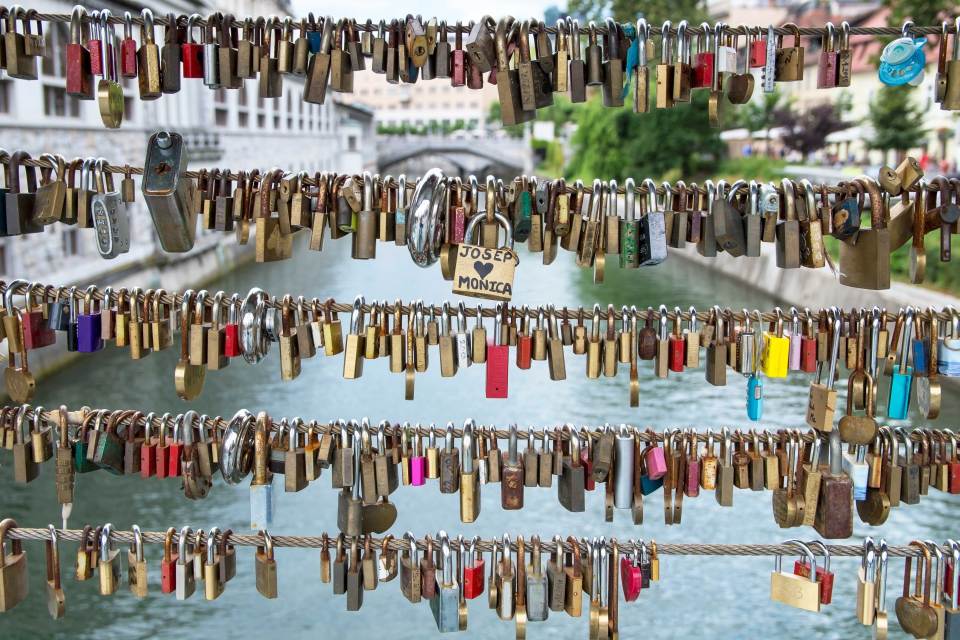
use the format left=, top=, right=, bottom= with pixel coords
left=290, top=1, right=556, bottom=21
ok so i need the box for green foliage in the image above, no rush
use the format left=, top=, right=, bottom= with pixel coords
left=537, top=140, right=566, bottom=177
left=566, top=93, right=724, bottom=181
left=882, top=0, right=952, bottom=30
left=567, top=0, right=703, bottom=23
left=713, top=156, right=788, bottom=182
left=377, top=119, right=470, bottom=136
left=537, top=97, right=577, bottom=131
left=867, top=85, right=926, bottom=158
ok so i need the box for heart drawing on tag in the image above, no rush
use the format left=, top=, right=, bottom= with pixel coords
left=473, top=261, right=494, bottom=279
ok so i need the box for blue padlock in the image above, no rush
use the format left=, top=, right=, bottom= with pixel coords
left=307, top=17, right=323, bottom=54
left=747, top=372, right=763, bottom=421
left=878, top=25, right=926, bottom=87
left=888, top=307, right=915, bottom=419
left=640, top=473, right=663, bottom=496
left=912, top=334, right=930, bottom=376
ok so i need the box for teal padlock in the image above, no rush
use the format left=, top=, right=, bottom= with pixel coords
left=888, top=307, right=915, bottom=419
left=513, top=179, right=532, bottom=242
left=747, top=372, right=763, bottom=421
left=878, top=23, right=926, bottom=87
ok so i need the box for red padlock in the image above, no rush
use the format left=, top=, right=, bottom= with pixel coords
left=800, top=314, right=818, bottom=373
left=621, top=552, right=643, bottom=601
left=949, top=448, right=960, bottom=494
left=749, top=27, right=767, bottom=68
left=155, top=418, right=172, bottom=479
left=462, top=537, right=485, bottom=599
left=159, top=527, right=178, bottom=593
left=668, top=310, right=685, bottom=373
left=87, top=9, right=103, bottom=75
left=181, top=13, right=204, bottom=79
left=167, top=414, right=185, bottom=477
left=793, top=542, right=834, bottom=605
left=692, top=22, right=714, bottom=88
left=945, top=542, right=959, bottom=598
left=580, top=430, right=596, bottom=491
left=516, top=305, right=533, bottom=370
left=66, top=6, right=94, bottom=99
left=120, top=11, right=138, bottom=77
left=21, top=284, right=56, bottom=350
left=485, top=305, right=509, bottom=398
left=138, top=415, right=158, bottom=478
left=223, top=293, right=242, bottom=358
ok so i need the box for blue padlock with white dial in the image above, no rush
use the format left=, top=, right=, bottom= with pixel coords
left=878, top=20, right=926, bottom=86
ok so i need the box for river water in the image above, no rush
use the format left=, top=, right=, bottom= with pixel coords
left=4, top=236, right=959, bottom=639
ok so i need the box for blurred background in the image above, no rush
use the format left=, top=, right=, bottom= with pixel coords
left=1, top=0, right=959, bottom=637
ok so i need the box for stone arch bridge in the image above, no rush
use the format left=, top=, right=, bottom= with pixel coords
left=376, top=136, right=533, bottom=181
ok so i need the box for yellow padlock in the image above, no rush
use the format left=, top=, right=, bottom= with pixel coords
left=761, top=308, right=790, bottom=378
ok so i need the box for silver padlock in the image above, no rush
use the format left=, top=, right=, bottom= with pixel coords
left=639, top=178, right=667, bottom=266
left=614, top=425, right=635, bottom=509
left=92, top=159, right=130, bottom=259
left=142, top=130, right=197, bottom=252
left=430, top=535, right=461, bottom=632
left=525, top=536, right=550, bottom=622
left=939, top=310, right=960, bottom=377
left=175, top=526, right=196, bottom=600
left=455, top=302, right=471, bottom=368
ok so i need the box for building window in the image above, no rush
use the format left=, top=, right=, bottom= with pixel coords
left=61, top=229, right=79, bottom=256
left=238, top=86, right=248, bottom=106
left=287, top=116, right=293, bottom=129
left=124, top=97, right=134, bottom=122
left=347, top=135, right=357, bottom=152
left=273, top=114, right=280, bottom=129
left=42, top=23, right=68, bottom=78
left=257, top=113, right=266, bottom=128
left=238, top=111, right=249, bottom=128
left=215, top=108, right=228, bottom=126
left=43, top=85, right=80, bottom=118
left=214, top=88, right=226, bottom=104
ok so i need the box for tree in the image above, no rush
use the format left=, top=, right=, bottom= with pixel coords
left=882, top=0, right=953, bottom=30
left=567, top=0, right=700, bottom=22
left=773, top=102, right=848, bottom=161
left=566, top=92, right=725, bottom=180
left=867, top=85, right=926, bottom=165
left=557, top=0, right=721, bottom=179
left=734, top=89, right=787, bottom=157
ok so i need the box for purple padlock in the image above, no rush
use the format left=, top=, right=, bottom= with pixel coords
left=77, top=285, right=104, bottom=353
left=410, top=433, right=426, bottom=486
left=645, top=439, right=668, bottom=481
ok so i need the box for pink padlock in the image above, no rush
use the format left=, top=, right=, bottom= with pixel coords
left=787, top=308, right=802, bottom=370
left=410, top=432, right=426, bottom=486
left=684, top=431, right=700, bottom=497
left=621, top=552, right=643, bottom=601
left=645, top=436, right=668, bottom=481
